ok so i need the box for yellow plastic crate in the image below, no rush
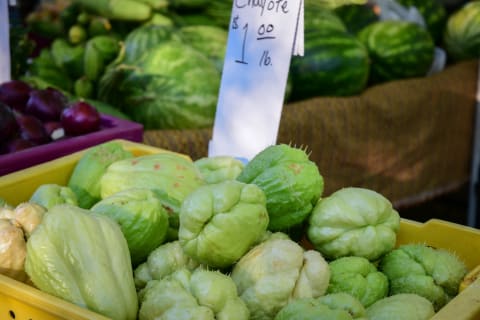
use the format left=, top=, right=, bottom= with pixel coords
left=0, top=139, right=479, bottom=319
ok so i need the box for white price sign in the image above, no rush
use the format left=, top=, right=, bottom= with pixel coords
left=0, top=0, right=11, bottom=82
left=208, top=0, right=304, bottom=161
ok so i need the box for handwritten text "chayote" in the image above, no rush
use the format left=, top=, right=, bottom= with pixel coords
left=235, top=0, right=289, bottom=16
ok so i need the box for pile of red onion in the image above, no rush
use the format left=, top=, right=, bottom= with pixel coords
left=0, top=80, right=101, bottom=155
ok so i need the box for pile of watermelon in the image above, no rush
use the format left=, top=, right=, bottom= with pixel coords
left=288, top=0, right=479, bottom=102
left=11, top=0, right=480, bottom=129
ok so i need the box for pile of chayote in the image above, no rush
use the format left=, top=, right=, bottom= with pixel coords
left=17, top=142, right=470, bottom=319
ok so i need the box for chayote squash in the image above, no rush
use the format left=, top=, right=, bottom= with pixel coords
left=100, top=152, right=205, bottom=239
left=100, top=152, right=204, bottom=201
left=25, top=204, right=138, bottom=320
left=275, top=293, right=368, bottom=320
left=366, top=293, right=435, bottom=320
left=179, top=180, right=269, bottom=269
left=327, top=256, right=389, bottom=308
left=138, top=268, right=250, bottom=320
left=379, top=243, right=467, bottom=311
left=29, top=183, right=78, bottom=210
left=91, top=187, right=170, bottom=266
left=68, top=141, right=134, bottom=209
left=236, top=144, right=324, bottom=231
left=194, top=155, right=245, bottom=184
left=307, top=187, right=400, bottom=261
left=231, top=235, right=331, bottom=320
left=134, top=240, right=199, bottom=290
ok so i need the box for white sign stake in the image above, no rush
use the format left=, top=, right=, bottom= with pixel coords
left=209, top=0, right=304, bottom=161
left=0, top=0, right=11, bottom=83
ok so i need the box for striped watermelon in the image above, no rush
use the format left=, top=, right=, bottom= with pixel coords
left=334, top=3, right=379, bottom=35
left=178, top=25, right=227, bottom=72
left=396, top=0, right=448, bottom=44
left=204, top=0, right=232, bottom=29
left=304, top=3, right=347, bottom=33
left=444, top=1, right=480, bottom=62
left=289, top=29, right=370, bottom=100
left=358, top=20, right=435, bottom=84
left=122, top=24, right=181, bottom=64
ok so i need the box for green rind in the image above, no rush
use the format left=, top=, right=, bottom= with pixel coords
left=396, top=0, right=448, bottom=44
left=444, top=1, right=480, bottom=61
left=290, top=29, right=370, bottom=100
left=358, top=20, right=434, bottom=84
left=121, top=24, right=182, bottom=64
left=334, top=4, right=379, bottom=35
left=99, top=41, right=220, bottom=129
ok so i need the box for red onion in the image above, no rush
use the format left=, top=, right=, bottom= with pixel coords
left=25, top=88, right=68, bottom=122
left=0, top=80, right=32, bottom=112
left=15, top=112, right=51, bottom=144
left=0, top=102, right=19, bottom=140
left=61, top=101, right=101, bottom=136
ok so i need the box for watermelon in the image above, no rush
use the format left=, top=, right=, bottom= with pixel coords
left=396, top=0, right=448, bottom=44
left=204, top=0, right=233, bottom=29
left=289, top=29, right=370, bottom=100
left=98, top=41, right=220, bottom=129
left=178, top=25, right=227, bottom=72
left=358, top=20, right=435, bottom=84
left=121, top=24, right=181, bottom=64
left=334, top=3, right=379, bottom=35
left=444, top=1, right=480, bottom=62
left=304, top=3, right=347, bottom=33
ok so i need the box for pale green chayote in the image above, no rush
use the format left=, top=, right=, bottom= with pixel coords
left=179, top=180, right=269, bottom=269
left=134, top=240, right=199, bottom=290
left=366, top=293, right=435, bottom=320
left=29, top=183, right=78, bottom=209
left=308, top=187, right=400, bottom=261
left=138, top=268, right=250, bottom=320
left=194, top=155, right=245, bottom=184
left=237, top=144, right=324, bottom=231
left=231, top=236, right=331, bottom=320
left=275, top=293, right=368, bottom=320
left=379, top=243, right=467, bottom=311
left=327, top=256, right=389, bottom=308
left=91, top=187, right=169, bottom=266
left=25, top=204, right=138, bottom=320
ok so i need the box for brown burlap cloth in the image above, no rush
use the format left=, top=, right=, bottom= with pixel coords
left=144, top=59, right=478, bottom=208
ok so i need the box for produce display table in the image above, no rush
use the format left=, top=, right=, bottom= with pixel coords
left=144, top=59, right=478, bottom=212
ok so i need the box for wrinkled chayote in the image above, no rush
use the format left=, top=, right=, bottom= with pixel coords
left=366, top=293, right=435, bottom=320
left=379, top=243, right=467, bottom=311
left=231, top=235, right=330, bottom=320
left=275, top=293, right=368, bottom=320
left=100, top=152, right=205, bottom=238
left=134, top=240, right=199, bottom=290
left=194, top=155, right=245, bottom=184
left=138, top=268, right=250, bottom=320
left=327, top=256, right=389, bottom=307
left=237, top=144, right=324, bottom=231
left=179, top=180, right=269, bottom=269
left=91, top=187, right=170, bottom=266
left=308, top=187, right=400, bottom=261
left=29, top=183, right=78, bottom=209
